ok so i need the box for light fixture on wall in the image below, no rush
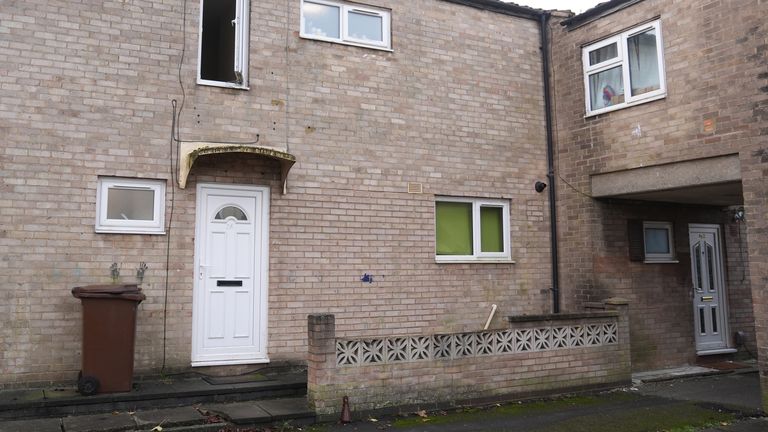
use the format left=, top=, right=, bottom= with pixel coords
left=535, top=181, right=547, bottom=193
left=733, top=207, right=745, bottom=222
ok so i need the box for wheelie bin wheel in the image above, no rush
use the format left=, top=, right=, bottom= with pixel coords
left=77, top=375, right=100, bottom=396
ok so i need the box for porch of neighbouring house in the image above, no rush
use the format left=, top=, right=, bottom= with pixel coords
left=585, top=155, right=756, bottom=372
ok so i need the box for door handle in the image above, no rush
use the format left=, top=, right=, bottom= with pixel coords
left=199, top=264, right=210, bottom=280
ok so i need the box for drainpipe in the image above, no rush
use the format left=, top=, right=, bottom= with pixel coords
left=539, top=12, right=560, bottom=314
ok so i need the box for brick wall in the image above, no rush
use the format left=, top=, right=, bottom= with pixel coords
left=0, top=0, right=551, bottom=385
left=548, top=0, right=766, bottom=382
left=307, top=299, right=631, bottom=418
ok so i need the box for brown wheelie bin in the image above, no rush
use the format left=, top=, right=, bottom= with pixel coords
left=71, top=284, right=146, bottom=395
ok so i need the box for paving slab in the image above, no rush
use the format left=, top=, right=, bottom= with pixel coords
left=132, top=406, right=206, bottom=428
left=257, top=397, right=314, bottom=421
left=63, top=412, right=136, bottom=432
left=0, top=418, right=62, bottom=432
left=632, top=366, right=719, bottom=383
left=204, top=401, right=271, bottom=425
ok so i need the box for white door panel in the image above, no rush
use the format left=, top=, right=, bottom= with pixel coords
left=689, top=224, right=731, bottom=354
left=192, top=184, right=269, bottom=366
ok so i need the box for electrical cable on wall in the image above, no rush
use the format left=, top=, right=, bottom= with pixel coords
left=159, top=0, right=190, bottom=374
left=548, top=29, right=592, bottom=201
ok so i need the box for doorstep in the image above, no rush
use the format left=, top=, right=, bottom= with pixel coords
left=632, top=361, right=757, bottom=385
left=0, top=397, right=314, bottom=432
left=0, top=370, right=307, bottom=421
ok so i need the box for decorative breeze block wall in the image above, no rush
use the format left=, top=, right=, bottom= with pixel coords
left=308, top=299, right=631, bottom=418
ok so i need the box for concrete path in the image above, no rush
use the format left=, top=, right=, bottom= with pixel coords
left=0, top=370, right=763, bottom=431
left=310, top=372, right=765, bottom=432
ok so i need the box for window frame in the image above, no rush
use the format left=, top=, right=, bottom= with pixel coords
left=642, top=221, right=675, bottom=262
left=582, top=20, right=665, bottom=116
left=196, top=0, right=250, bottom=89
left=96, top=177, right=167, bottom=235
left=434, top=197, right=511, bottom=263
left=300, top=0, right=391, bottom=51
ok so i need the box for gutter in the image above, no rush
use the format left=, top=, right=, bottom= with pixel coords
left=560, top=0, right=643, bottom=29
left=439, top=0, right=541, bottom=20
left=539, top=12, right=561, bottom=314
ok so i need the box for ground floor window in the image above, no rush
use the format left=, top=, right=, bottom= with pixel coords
left=96, top=177, right=166, bottom=234
left=435, top=197, right=511, bottom=262
left=643, top=221, right=675, bottom=262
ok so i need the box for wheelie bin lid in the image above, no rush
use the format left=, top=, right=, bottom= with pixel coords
left=72, top=284, right=146, bottom=301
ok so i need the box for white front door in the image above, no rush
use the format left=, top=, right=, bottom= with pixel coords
left=192, top=184, right=269, bottom=366
left=689, top=224, right=733, bottom=355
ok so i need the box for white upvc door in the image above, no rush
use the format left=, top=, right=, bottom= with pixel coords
left=689, top=224, right=733, bottom=355
left=192, top=184, right=269, bottom=366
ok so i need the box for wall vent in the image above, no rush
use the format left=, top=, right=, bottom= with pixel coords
left=407, top=182, right=423, bottom=194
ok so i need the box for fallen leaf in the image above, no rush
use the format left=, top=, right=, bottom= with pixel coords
left=416, top=410, right=428, bottom=418
left=151, top=427, right=163, bottom=432
left=369, top=417, right=379, bottom=422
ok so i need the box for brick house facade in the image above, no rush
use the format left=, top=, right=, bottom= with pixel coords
left=2, top=0, right=767, bottom=411
left=549, top=0, right=767, bottom=403
left=0, top=0, right=552, bottom=385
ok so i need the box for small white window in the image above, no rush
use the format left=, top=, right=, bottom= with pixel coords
left=643, top=221, right=675, bottom=262
left=198, top=0, right=249, bottom=88
left=301, top=0, right=391, bottom=50
left=583, top=20, right=665, bottom=116
left=96, top=177, right=166, bottom=234
left=435, top=197, right=511, bottom=263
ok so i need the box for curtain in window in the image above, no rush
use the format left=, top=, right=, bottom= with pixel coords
left=589, top=66, right=625, bottom=111
left=480, top=207, right=503, bottom=252
left=436, top=202, right=473, bottom=255
left=628, top=29, right=660, bottom=96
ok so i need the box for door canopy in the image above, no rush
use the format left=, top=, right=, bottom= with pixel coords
left=179, top=142, right=296, bottom=194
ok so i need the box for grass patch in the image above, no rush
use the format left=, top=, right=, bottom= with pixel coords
left=391, top=393, right=734, bottom=432
left=392, top=394, right=615, bottom=428
left=523, top=402, right=734, bottom=432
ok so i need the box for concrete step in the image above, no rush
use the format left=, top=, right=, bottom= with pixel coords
left=0, top=372, right=307, bottom=420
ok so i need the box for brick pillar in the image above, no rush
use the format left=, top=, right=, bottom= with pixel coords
left=604, top=297, right=632, bottom=374
left=307, top=314, right=336, bottom=413
left=740, top=164, right=768, bottom=411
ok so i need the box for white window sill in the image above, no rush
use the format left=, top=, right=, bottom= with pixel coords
left=585, top=93, right=666, bottom=118
left=643, top=259, right=679, bottom=264
left=96, top=228, right=166, bottom=235
left=299, top=34, right=393, bottom=52
left=436, top=259, right=515, bottom=264
left=197, top=79, right=249, bottom=91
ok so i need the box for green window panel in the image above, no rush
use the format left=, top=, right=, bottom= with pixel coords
left=436, top=201, right=473, bottom=255
left=480, top=206, right=503, bottom=252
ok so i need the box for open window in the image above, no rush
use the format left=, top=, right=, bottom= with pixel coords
left=583, top=20, right=665, bottom=116
left=198, top=0, right=249, bottom=88
left=300, top=0, right=391, bottom=50
left=435, top=197, right=511, bottom=263
left=96, top=177, right=166, bottom=234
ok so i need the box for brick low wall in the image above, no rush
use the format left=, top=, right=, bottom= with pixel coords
left=307, top=299, right=631, bottom=417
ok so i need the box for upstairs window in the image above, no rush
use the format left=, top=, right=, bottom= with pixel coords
left=435, top=197, right=511, bottom=263
left=198, top=0, right=249, bottom=88
left=300, top=0, right=391, bottom=50
left=583, top=20, right=665, bottom=116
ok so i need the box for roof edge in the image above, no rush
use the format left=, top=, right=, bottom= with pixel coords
left=560, top=0, right=644, bottom=29
left=439, top=0, right=543, bottom=20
